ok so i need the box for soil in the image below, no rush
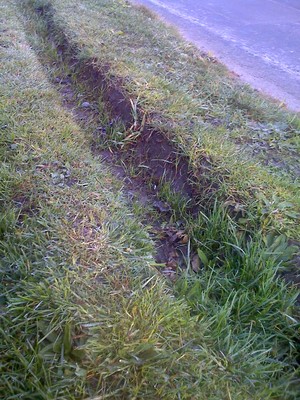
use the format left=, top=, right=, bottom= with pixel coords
left=131, top=129, right=194, bottom=197
left=51, top=68, right=194, bottom=281
left=32, top=3, right=300, bottom=289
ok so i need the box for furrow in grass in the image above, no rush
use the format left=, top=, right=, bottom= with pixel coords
left=23, top=0, right=300, bottom=290
left=25, top=0, right=300, bottom=244
left=0, top=0, right=299, bottom=399
left=0, top=1, right=251, bottom=398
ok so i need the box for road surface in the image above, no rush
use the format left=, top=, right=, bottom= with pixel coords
left=133, top=0, right=300, bottom=111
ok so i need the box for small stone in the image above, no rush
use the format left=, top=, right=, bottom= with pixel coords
left=81, top=101, right=91, bottom=108
left=166, top=259, right=177, bottom=269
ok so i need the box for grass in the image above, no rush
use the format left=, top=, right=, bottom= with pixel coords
left=0, top=0, right=299, bottom=399
left=33, top=0, right=300, bottom=241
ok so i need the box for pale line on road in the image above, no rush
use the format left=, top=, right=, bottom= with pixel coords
left=142, top=0, right=300, bottom=79
left=269, top=0, right=300, bottom=12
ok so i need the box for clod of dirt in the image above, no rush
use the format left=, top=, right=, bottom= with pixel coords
left=168, top=230, right=189, bottom=244
left=153, top=200, right=171, bottom=213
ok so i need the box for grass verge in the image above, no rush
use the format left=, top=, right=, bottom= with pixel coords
left=30, top=0, right=300, bottom=243
left=0, top=0, right=299, bottom=399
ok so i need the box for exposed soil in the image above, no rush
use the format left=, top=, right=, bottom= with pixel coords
left=78, top=60, right=133, bottom=128
left=47, top=53, right=196, bottom=280
left=99, top=149, right=192, bottom=279
left=13, top=194, right=38, bottom=223
left=28, top=2, right=300, bottom=289
left=130, top=129, right=194, bottom=197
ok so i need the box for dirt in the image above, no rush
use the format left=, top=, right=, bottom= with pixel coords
left=99, top=149, right=193, bottom=279
left=32, top=2, right=300, bottom=289
left=13, top=194, right=38, bottom=223
left=51, top=68, right=194, bottom=280
left=32, top=3, right=204, bottom=278
left=131, top=129, right=194, bottom=197
left=78, top=60, right=133, bottom=128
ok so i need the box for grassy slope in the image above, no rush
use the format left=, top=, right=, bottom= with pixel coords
left=46, top=0, right=300, bottom=240
left=0, top=0, right=299, bottom=399
left=0, top=1, right=217, bottom=398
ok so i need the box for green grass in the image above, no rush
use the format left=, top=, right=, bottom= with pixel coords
left=0, top=0, right=299, bottom=399
left=32, top=0, right=300, bottom=241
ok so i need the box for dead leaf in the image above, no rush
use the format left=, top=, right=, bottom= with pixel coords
left=166, top=258, right=177, bottom=269
left=170, top=230, right=186, bottom=243
left=162, top=269, right=177, bottom=280
left=180, top=234, right=189, bottom=244
left=191, top=254, right=200, bottom=272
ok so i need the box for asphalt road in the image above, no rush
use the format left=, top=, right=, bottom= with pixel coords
left=133, top=0, right=300, bottom=111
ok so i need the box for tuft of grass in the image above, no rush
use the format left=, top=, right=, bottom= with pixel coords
left=0, top=0, right=299, bottom=399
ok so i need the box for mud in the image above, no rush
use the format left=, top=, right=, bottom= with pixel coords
left=36, top=4, right=198, bottom=196
left=99, top=150, right=192, bottom=279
